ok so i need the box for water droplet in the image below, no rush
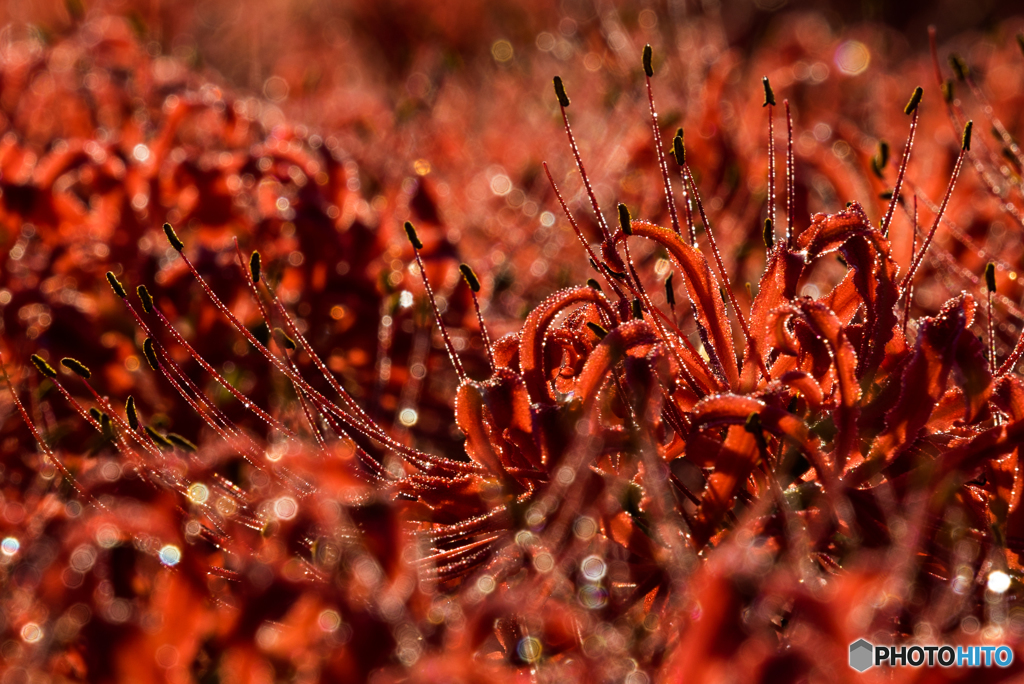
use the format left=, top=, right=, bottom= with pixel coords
left=159, top=544, right=182, bottom=566
left=1, top=537, right=19, bottom=556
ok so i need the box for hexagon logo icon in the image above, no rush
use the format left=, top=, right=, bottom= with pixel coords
left=849, top=639, right=874, bottom=672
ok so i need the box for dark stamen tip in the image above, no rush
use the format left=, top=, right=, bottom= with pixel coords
left=744, top=411, right=762, bottom=434
left=60, top=357, right=91, bottom=379
left=870, top=157, right=883, bottom=179
left=30, top=354, right=57, bottom=379
left=143, top=338, right=159, bottom=371
left=106, top=271, right=127, bottom=298
left=948, top=53, right=968, bottom=81
left=459, top=263, right=481, bottom=292
left=618, top=203, right=632, bottom=235
left=404, top=221, right=424, bottom=250
left=642, top=44, right=654, bottom=78
left=167, top=433, right=197, bottom=453
left=904, top=86, right=923, bottom=115
left=250, top=251, right=262, bottom=284
left=586, top=321, right=607, bottom=339
left=126, top=396, right=139, bottom=430
left=986, top=262, right=997, bottom=293
left=553, top=75, right=570, bottom=108
left=144, top=426, right=173, bottom=450
left=763, top=218, right=774, bottom=250
left=672, top=129, right=685, bottom=166
left=665, top=273, right=675, bottom=306
left=631, top=298, right=643, bottom=320
left=137, top=285, right=154, bottom=314
left=762, top=76, right=776, bottom=107
left=941, top=79, right=954, bottom=103
left=163, top=223, right=184, bottom=251
left=962, top=120, right=973, bottom=151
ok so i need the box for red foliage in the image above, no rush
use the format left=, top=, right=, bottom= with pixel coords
left=5, top=5, right=1024, bottom=684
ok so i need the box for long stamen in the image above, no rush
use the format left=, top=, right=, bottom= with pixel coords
left=947, top=42, right=1024, bottom=183
left=900, top=120, right=972, bottom=295
left=881, top=86, right=922, bottom=237
left=109, top=272, right=274, bottom=458
left=164, top=226, right=480, bottom=475
left=239, top=246, right=330, bottom=450
left=141, top=336, right=257, bottom=460
left=553, top=76, right=612, bottom=241
left=617, top=203, right=656, bottom=317
left=235, top=242, right=386, bottom=440
left=405, top=221, right=467, bottom=382
left=113, top=274, right=248, bottom=443
left=277, top=331, right=329, bottom=451
left=543, top=162, right=627, bottom=303
left=2, top=351, right=89, bottom=500
left=32, top=358, right=158, bottom=471
left=643, top=45, right=682, bottom=236
left=684, top=171, right=769, bottom=381
left=671, top=129, right=696, bottom=244
left=459, top=263, right=495, bottom=374
left=784, top=100, right=795, bottom=245
left=763, top=77, right=776, bottom=232
left=986, top=262, right=997, bottom=373
left=930, top=30, right=1024, bottom=233
left=902, top=195, right=919, bottom=337
left=61, top=363, right=162, bottom=462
